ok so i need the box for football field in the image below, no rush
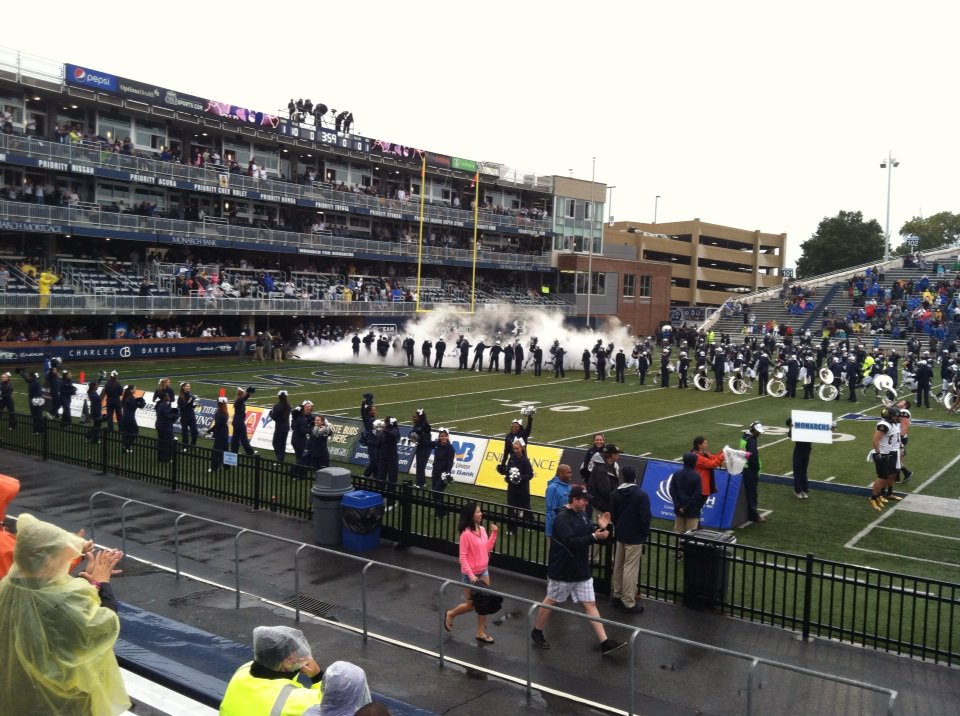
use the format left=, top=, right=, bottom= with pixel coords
left=56, top=354, right=960, bottom=585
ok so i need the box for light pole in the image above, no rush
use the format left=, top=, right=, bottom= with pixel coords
left=654, top=195, right=661, bottom=224
left=880, top=152, right=899, bottom=263
left=586, top=157, right=596, bottom=328
left=605, top=185, right=616, bottom=225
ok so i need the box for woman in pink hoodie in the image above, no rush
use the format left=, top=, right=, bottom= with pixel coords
left=444, top=502, right=498, bottom=643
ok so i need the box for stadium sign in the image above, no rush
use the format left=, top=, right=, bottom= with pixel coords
left=65, top=64, right=118, bottom=92
left=0, top=340, right=245, bottom=364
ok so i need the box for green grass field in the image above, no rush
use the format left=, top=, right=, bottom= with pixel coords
left=47, top=355, right=960, bottom=585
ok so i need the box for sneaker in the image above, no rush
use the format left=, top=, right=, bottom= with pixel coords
left=902, top=470, right=913, bottom=483
left=601, top=639, right=627, bottom=655
left=619, top=604, right=645, bottom=614
left=795, top=492, right=804, bottom=499
left=869, top=497, right=883, bottom=512
left=530, top=629, right=550, bottom=650
left=886, top=494, right=903, bottom=502
left=801, top=492, right=809, bottom=499
left=878, top=495, right=888, bottom=504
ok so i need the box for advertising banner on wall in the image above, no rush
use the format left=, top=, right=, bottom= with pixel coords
left=0, top=340, right=244, bottom=365
left=474, top=441, right=564, bottom=497
left=641, top=459, right=744, bottom=530
left=407, top=431, right=490, bottom=485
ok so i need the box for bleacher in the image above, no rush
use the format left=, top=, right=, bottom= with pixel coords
left=478, top=281, right=569, bottom=307
left=710, top=262, right=958, bottom=352
left=58, top=258, right=156, bottom=296
left=0, top=257, right=75, bottom=296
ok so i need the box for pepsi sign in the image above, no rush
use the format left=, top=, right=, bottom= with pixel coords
left=65, top=64, right=118, bottom=92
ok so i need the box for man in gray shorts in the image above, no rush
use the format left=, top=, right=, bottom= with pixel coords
left=530, top=484, right=626, bottom=655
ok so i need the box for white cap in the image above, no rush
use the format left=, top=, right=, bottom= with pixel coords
left=278, top=390, right=288, bottom=396
left=217, top=396, right=228, bottom=404
left=750, top=421, right=765, bottom=434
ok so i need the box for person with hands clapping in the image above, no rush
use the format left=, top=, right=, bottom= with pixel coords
left=0, top=514, right=131, bottom=715
left=444, top=502, right=498, bottom=644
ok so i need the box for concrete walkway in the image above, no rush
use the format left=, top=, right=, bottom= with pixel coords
left=2, top=449, right=957, bottom=715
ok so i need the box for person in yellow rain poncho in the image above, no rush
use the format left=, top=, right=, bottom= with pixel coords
left=0, top=514, right=129, bottom=716
left=38, top=269, right=59, bottom=309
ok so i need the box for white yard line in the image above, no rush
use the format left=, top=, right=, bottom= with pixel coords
left=876, top=526, right=960, bottom=542
left=844, top=450, right=960, bottom=550
left=552, top=395, right=764, bottom=443
left=846, top=545, right=960, bottom=570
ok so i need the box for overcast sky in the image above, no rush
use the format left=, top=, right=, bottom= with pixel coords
left=4, top=1, right=956, bottom=266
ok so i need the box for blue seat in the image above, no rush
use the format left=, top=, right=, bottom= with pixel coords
left=114, top=603, right=434, bottom=714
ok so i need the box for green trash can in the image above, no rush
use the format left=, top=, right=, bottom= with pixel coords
left=311, top=467, right=353, bottom=545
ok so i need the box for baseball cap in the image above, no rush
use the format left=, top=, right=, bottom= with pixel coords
left=569, top=484, right=592, bottom=501
left=603, top=443, right=621, bottom=456
left=750, top=421, right=765, bottom=434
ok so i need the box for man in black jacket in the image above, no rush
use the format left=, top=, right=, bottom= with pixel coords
left=669, top=452, right=703, bottom=533
left=610, top=466, right=651, bottom=614
left=530, top=485, right=626, bottom=655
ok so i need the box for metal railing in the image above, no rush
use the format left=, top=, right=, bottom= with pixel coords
left=0, top=288, right=574, bottom=316
left=82, top=490, right=898, bottom=716
left=0, top=132, right=553, bottom=235
left=0, top=198, right=552, bottom=271
left=3, top=415, right=958, bottom=668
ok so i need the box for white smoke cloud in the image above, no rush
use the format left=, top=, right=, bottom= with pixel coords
left=293, top=308, right=647, bottom=368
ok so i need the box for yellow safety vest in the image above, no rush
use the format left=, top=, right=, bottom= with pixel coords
left=219, top=662, right=322, bottom=716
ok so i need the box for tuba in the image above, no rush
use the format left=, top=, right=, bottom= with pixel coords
left=818, top=382, right=839, bottom=401
left=766, top=377, right=787, bottom=398
left=728, top=372, right=751, bottom=395
left=693, top=368, right=713, bottom=391
left=819, top=367, right=834, bottom=384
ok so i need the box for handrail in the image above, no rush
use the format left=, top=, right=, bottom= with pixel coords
left=0, top=133, right=553, bottom=234
left=0, top=198, right=552, bottom=271
left=0, top=289, right=574, bottom=316
left=84, top=491, right=898, bottom=716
